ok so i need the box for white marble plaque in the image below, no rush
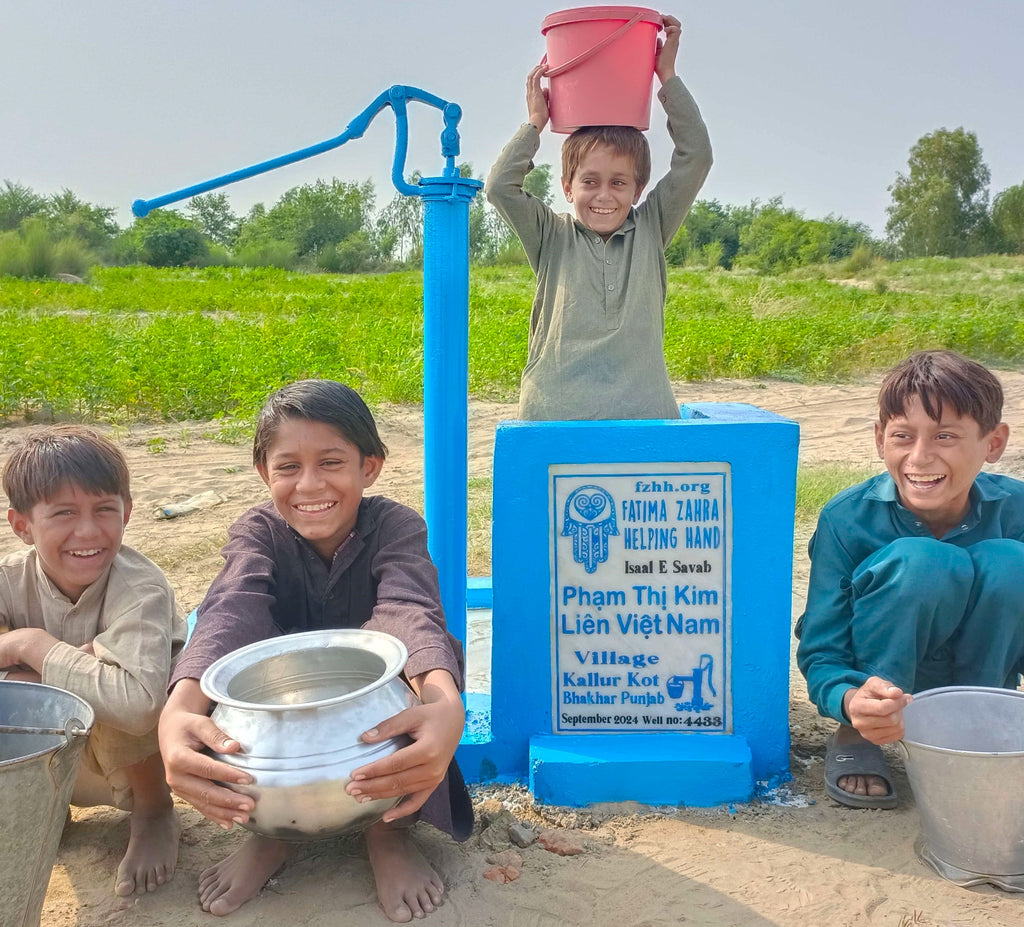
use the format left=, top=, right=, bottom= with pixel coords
left=550, top=462, right=732, bottom=733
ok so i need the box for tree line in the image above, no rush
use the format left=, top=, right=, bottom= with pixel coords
left=2, top=126, right=1022, bottom=280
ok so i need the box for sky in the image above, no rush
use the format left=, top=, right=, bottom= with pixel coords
left=3, top=0, right=1022, bottom=238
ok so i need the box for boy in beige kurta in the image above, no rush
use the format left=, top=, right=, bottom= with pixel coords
left=0, top=425, right=185, bottom=897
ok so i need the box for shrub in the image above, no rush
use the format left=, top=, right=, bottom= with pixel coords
left=232, top=240, right=298, bottom=270
left=838, top=244, right=877, bottom=276
left=141, top=227, right=209, bottom=267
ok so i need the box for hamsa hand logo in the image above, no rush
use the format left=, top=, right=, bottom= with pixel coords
left=562, top=485, right=618, bottom=574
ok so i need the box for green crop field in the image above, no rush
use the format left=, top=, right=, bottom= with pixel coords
left=1, top=255, right=1022, bottom=422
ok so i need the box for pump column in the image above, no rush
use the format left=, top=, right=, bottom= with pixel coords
left=419, top=175, right=482, bottom=645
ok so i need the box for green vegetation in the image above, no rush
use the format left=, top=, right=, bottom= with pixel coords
left=1, top=256, right=1023, bottom=422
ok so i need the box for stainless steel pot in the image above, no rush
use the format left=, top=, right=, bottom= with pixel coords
left=200, top=628, right=418, bottom=841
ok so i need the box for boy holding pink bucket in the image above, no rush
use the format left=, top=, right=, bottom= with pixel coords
left=796, top=351, right=1024, bottom=810
left=486, top=10, right=712, bottom=420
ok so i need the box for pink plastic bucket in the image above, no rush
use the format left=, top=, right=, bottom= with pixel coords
left=542, top=6, right=662, bottom=134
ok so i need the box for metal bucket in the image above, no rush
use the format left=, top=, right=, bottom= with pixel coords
left=900, top=686, right=1024, bottom=890
left=0, top=680, right=94, bottom=926
left=201, top=629, right=418, bottom=841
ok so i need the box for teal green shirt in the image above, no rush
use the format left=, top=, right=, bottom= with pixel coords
left=796, top=470, right=1024, bottom=722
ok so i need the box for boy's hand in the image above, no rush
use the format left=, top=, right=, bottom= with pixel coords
left=0, top=627, right=58, bottom=675
left=655, top=14, right=681, bottom=83
left=843, top=676, right=913, bottom=744
left=526, top=63, right=550, bottom=131
left=158, top=679, right=255, bottom=829
left=347, top=669, right=464, bottom=823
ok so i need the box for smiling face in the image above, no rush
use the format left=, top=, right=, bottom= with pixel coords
left=875, top=396, right=1009, bottom=537
left=257, top=417, right=382, bottom=561
left=562, top=145, right=643, bottom=238
left=9, top=484, right=131, bottom=602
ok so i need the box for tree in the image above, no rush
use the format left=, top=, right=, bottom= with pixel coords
left=0, top=180, right=46, bottom=231
left=730, top=198, right=872, bottom=273
left=236, top=178, right=375, bottom=260
left=993, top=183, right=1024, bottom=254
left=125, top=209, right=209, bottom=266
left=187, top=193, right=241, bottom=248
left=667, top=199, right=742, bottom=268
left=523, top=163, right=554, bottom=206
left=886, top=127, right=991, bottom=257
left=44, top=189, right=119, bottom=250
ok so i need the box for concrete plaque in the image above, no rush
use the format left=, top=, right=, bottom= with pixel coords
left=551, top=462, right=732, bottom=734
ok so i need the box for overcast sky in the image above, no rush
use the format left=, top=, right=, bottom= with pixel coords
left=3, top=0, right=1021, bottom=236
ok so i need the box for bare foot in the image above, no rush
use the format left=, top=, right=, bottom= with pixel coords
left=198, top=834, right=293, bottom=916
left=115, top=804, right=181, bottom=895
left=365, top=822, right=444, bottom=922
left=833, top=724, right=891, bottom=798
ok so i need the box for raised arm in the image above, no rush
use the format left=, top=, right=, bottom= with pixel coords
left=638, top=17, right=713, bottom=245
left=484, top=67, right=558, bottom=270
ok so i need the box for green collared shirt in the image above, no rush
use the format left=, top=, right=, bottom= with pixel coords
left=485, top=76, right=712, bottom=420
left=796, top=470, right=1024, bottom=722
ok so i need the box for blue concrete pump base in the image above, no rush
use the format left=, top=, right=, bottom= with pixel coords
left=529, top=733, right=754, bottom=807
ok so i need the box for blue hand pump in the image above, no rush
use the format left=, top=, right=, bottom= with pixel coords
left=133, top=86, right=481, bottom=645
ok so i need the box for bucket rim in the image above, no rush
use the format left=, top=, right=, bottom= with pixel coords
left=0, top=679, right=95, bottom=767
left=542, top=5, right=662, bottom=33
left=902, top=684, right=1024, bottom=757
left=200, top=628, right=409, bottom=711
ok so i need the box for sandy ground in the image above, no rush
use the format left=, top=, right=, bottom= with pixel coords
left=4, top=374, right=1024, bottom=927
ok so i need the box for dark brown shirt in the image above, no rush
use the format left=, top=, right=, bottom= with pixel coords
left=171, top=495, right=471, bottom=839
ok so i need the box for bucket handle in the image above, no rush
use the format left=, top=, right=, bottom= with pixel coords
left=0, top=718, right=89, bottom=742
left=543, top=12, right=648, bottom=78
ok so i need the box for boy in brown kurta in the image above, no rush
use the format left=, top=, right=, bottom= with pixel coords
left=159, top=380, right=470, bottom=921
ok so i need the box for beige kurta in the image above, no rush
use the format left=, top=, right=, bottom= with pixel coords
left=0, top=546, right=184, bottom=799
left=486, top=75, right=712, bottom=421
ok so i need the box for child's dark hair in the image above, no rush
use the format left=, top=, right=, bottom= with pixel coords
left=879, top=350, right=1003, bottom=434
left=252, top=379, right=388, bottom=468
left=2, top=425, right=131, bottom=513
left=561, top=126, right=652, bottom=189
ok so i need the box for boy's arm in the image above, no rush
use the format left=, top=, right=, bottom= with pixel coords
left=484, top=66, right=557, bottom=270
left=348, top=503, right=465, bottom=817
left=795, top=513, right=873, bottom=724
left=158, top=677, right=255, bottom=828
left=158, top=510, right=288, bottom=828
left=0, top=627, right=54, bottom=681
left=637, top=19, right=713, bottom=246
left=168, top=512, right=280, bottom=688
left=346, top=666, right=464, bottom=821
left=39, top=576, right=178, bottom=735
left=359, top=504, right=463, bottom=688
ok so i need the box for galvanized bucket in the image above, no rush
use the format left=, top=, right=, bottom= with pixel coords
left=900, top=686, right=1024, bottom=890
left=0, top=681, right=95, bottom=926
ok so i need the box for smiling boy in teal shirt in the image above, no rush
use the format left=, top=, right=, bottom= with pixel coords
left=796, top=351, right=1024, bottom=808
